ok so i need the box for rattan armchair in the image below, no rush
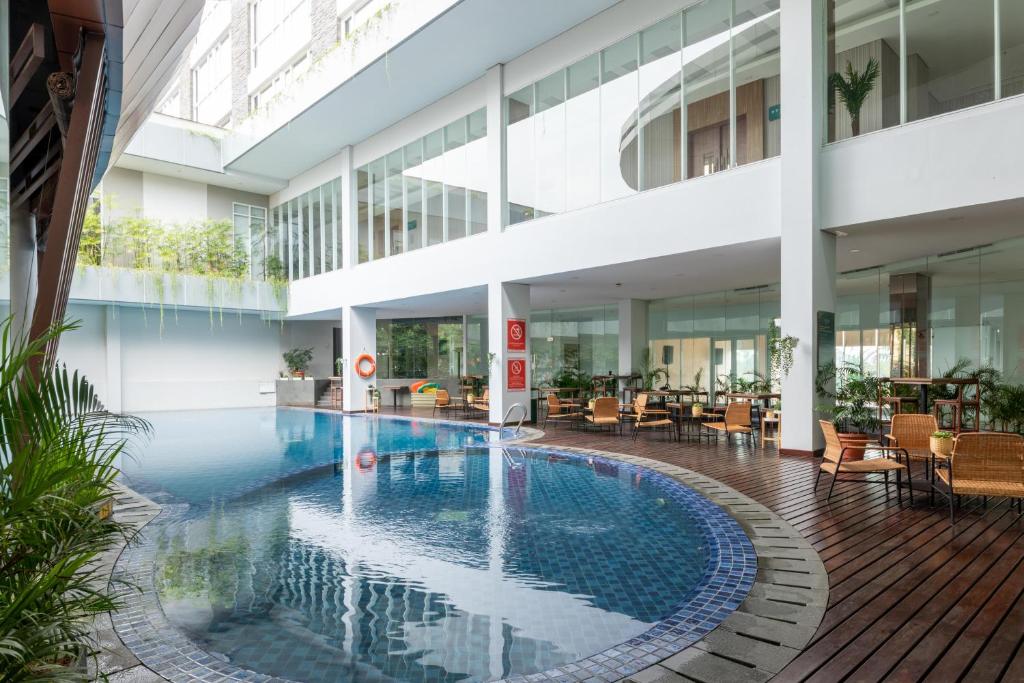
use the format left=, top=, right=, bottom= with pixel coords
left=585, top=396, right=621, bottom=434
left=631, top=394, right=675, bottom=441
left=935, top=432, right=1024, bottom=524
left=887, top=413, right=939, bottom=503
left=703, top=401, right=753, bottom=445
left=816, top=420, right=912, bottom=504
left=543, top=393, right=581, bottom=429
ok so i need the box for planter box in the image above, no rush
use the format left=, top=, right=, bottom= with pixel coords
left=410, top=393, right=437, bottom=408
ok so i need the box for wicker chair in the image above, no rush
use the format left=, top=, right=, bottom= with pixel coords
left=433, top=389, right=452, bottom=417
left=632, top=394, right=675, bottom=441
left=543, top=393, right=581, bottom=429
left=585, top=396, right=621, bottom=434
left=935, top=432, right=1024, bottom=524
left=703, top=401, right=753, bottom=445
left=816, top=420, right=912, bottom=504
left=887, top=413, right=939, bottom=503
left=469, top=389, right=489, bottom=415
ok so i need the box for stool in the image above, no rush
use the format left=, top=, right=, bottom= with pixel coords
left=761, top=411, right=781, bottom=448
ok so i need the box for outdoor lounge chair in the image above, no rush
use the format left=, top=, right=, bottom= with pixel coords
left=632, top=394, right=675, bottom=441
left=936, top=432, right=1024, bottom=524
left=816, top=419, right=912, bottom=504
left=470, top=389, right=489, bottom=414
left=702, top=401, right=753, bottom=445
left=433, top=389, right=457, bottom=417
left=886, top=413, right=940, bottom=502
left=585, top=396, right=621, bottom=434
left=543, top=393, right=581, bottom=429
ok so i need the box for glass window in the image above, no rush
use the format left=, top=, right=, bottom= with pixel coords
left=685, top=0, right=732, bottom=177
left=828, top=1, right=900, bottom=141
left=370, top=158, right=386, bottom=260
left=566, top=54, right=601, bottom=211
left=506, top=85, right=535, bottom=224
left=906, top=0, right=993, bottom=122
left=288, top=198, right=300, bottom=280
left=466, top=108, right=488, bottom=234
left=444, top=119, right=468, bottom=240
left=639, top=14, right=682, bottom=191
left=600, top=34, right=639, bottom=201
left=387, top=150, right=404, bottom=255
left=732, top=1, right=781, bottom=165
left=357, top=168, right=369, bottom=263
left=424, top=130, right=444, bottom=246
left=1004, top=1, right=1024, bottom=98
left=404, top=140, right=424, bottom=251
left=535, top=70, right=566, bottom=216
left=309, top=187, right=322, bottom=276
left=324, top=180, right=337, bottom=270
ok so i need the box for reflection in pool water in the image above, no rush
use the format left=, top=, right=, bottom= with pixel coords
left=124, top=409, right=710, bottom=683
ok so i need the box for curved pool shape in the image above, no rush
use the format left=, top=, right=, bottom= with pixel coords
left=122, top=409, right=753, bottom=683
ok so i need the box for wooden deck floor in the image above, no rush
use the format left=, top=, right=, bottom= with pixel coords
left=379, top=407, right=1024, bottom=682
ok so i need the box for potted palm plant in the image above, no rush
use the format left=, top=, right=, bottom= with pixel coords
left=283, top=347, right=313, bottom=379
left=818, top=362, right=881, bottom=460
left=830, top=57, right=880, bottom=137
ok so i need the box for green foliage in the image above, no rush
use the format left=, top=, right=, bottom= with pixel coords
left=637, top=348, right=669, bottom=391
left=683, top=367, right=705, bottom=394
left=0, top=317, right=151, bottom=680
left=768, top=327, right=798, bottom=385
left=283, top=347, right=314, bottom=374
left=816, top=361, right=882, bottom=433
left=932, top=431, right=954, bottom=440
left=830, top=58, right=880, bottom=135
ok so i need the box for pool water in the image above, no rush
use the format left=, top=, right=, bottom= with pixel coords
left=123, top=409, right=714, bottom=683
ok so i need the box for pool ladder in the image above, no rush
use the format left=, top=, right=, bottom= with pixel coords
left=500, top=403, right=528, bottom=436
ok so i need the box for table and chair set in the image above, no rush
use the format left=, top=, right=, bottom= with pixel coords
left=816, top=374, right=1023, bottom=525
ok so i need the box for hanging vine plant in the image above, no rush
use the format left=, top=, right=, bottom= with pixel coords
left=769, top=332, right=799, bottom=384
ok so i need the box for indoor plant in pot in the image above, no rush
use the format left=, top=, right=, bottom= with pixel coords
left=830, top=57, right=879, bottom=137
left=283, top=347, right=313, bottom=379
left=818, top=362, right=881, bottom=460
left=930, top=430, right=954, bottom=458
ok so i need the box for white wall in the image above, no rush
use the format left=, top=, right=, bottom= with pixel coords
left=57, top=303, right=334, bottom=412
left=142, top=172, right=209, bottom=224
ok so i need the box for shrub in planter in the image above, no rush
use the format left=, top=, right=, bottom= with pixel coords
left=283, top=347, right=313, bottom=378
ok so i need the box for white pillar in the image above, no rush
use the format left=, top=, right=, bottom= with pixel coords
left=339, top=145, right=357, bottom=269
left=485, top=64, right=506, bottom=234
left=104, top=305, right=123, bottom=413
left=10, top=207, right=37, bottom=344
left=780, top=0, right=836, bottom=455
left=342, top=306, right=377, bottom=411
left=487, top=281, right=530, bottom=424
left=618, top=299, right=648, bottom=391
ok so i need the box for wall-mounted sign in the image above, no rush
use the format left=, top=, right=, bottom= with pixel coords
left=768, top=104, right=781, bottom=121
left=507, top=318, right=527, bottom=352
left=507, top=358, right=527, bottom=391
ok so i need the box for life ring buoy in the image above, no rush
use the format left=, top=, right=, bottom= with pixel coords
left=355, top=353, right=376, bottom=378
left=355, top=449, right=377, bottom=472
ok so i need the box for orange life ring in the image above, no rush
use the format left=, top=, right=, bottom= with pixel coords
left=355, top=353, right=376, bottom=378
left=355, top=449, right=377, bottom=472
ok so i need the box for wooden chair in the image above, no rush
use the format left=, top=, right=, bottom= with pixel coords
left=586, top=396, right=621, bottom=434
left=632, top=394, right=675, bottom=441
left=703, top=401, right=753, bottom=445
left=470, top=389, right=489, bottom=414
left=816, top=420, right=912, bottom=504
left=886, top=413, right=939, bottom=502
left=543, top=393, right=581, bottom=429
left=936, top=432, right=1024, bottom=524
left=433, top=389, right=458, bottom=417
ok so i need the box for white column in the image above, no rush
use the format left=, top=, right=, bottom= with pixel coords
left=780, top=0, right=836, bottom=454
left=342, top=306, right=377, bottom=411
left=9, top=207, right=37, bottom=344
left=617, top=299, right=648, bottom=391
left=461, top=314, right=470, bottom=376
left=487, top=281, right=530, bottom=423
left=104, top=305, right=123, bottom=413
left=485, top=63, right=506, bottom=234
left=339, top=145, right=358, bottom=269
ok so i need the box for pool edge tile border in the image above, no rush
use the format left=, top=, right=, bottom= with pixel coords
left=518, top=443, right=828, bottom=683
left=107, top=427, right=826, bottom=683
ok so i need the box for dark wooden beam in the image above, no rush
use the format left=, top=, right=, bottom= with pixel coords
left=9, top=103, right=57, bottom=172
left=28, top=32, right=106, bottom=374
left=10, top=23, right=45, bottom=107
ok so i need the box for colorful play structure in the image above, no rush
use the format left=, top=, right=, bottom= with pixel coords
left=409, top=381, right=442, bottom=407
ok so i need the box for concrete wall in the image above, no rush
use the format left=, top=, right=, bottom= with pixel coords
left=57, top=303, right=335, bottom=412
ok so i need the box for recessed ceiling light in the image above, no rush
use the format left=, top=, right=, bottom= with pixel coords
left=615, top=282, right=622, bottom=287
left=850, top=249, right=861, bottom=253
left=834, top=230, right=848, bottom=238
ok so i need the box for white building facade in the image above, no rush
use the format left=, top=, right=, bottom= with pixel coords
left=53, top=0, right=1024, bottom=454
